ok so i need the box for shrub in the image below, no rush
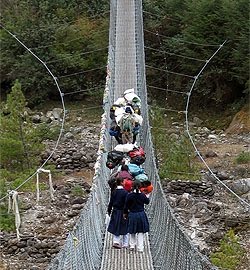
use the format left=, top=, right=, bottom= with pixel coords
left=210, top=229, right=245, bottom=270
left=71, top=185, right=85, bottom=197
left=0, top=206, right=15, bottom=232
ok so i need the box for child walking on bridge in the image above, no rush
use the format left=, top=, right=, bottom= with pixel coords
left=124, top=181, right=150, bottom=252
left=107, top=178, right=129, bottom=249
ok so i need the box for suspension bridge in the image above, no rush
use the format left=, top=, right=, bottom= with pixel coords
left=47, top=0, right=216, bottom=269
left=2, top=0, right=249, bottom=269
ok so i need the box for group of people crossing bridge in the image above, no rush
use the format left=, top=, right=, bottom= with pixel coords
left=105, top=88, right=153, bottom=252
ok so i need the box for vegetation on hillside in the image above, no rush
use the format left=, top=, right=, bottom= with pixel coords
left=210, top=229, right=245, bottom=270
left=1, top=0, right=248, bottom=109
left=0, top=3, right=249, bottom=269
left=150, top=106, right=201, bottom=180
left=0, top=80, right=59, bottom=189
left=143, top=0, right=249, bottom=109
left=0, top=80, right=57, bottom=231
left=0, top=0, right=109, bottom=106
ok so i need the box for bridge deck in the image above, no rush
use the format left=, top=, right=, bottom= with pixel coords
left=100, top=231, right=153, bottom=270
left=114, top=0, right=137, bottom=98
left=102, top=0, right=154, bottom=269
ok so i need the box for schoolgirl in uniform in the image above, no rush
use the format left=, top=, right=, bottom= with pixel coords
left=124, top=181, right=150, bottom=252
left=107, top=178, right=129, bottom=248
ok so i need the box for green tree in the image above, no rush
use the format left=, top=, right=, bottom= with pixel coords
left=0, top=80, right=44, bottom=172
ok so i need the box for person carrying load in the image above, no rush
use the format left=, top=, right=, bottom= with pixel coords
left=109, top=88, right=143, bottom=144
left=123, top=88, right=141, bottom=114
left=118, top=106, right=136, bottom=144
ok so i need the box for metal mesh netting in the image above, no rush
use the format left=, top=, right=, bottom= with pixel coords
left=48, top=0, right=216, bottom=269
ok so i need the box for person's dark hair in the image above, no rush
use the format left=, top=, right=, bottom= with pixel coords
left=116, top=177, right=124, bottom=186
left=121, top=164, right=129, bottom=171
left=108, top=176, right=117, bottom=192
left=133, top=180, right=141, bottom=193
left=141, top=180, right=151, bottom=187
left=125, top=106, right=132, bottom=114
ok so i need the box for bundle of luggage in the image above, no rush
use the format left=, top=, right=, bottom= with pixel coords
left=109, top=88, right=143, bottom=144
left=107, top=88, right=153, bottom=195
left=106, top=145, right=146, bottom=168
left=108, top=165, right=153, bottom=195
left=106, top=145, right=153, bottom=195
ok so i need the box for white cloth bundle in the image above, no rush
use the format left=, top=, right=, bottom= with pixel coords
left=114, top=143, right=134, bottom=153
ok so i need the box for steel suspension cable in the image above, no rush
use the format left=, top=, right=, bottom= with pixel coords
left=46, top=47, right=108, bottom=64
left=184, top=40, right=250, bottom=209
left=145, top=45, right=206, bottom=62
left=57, top=66, right=106, bottom=79
left=144, top=29, right=220, bottom=47
left=145, top=64, right=195, bottom=78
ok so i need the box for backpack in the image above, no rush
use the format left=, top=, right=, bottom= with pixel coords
left=120, top=113, right=135, bottom=132
left=109, top=121, right=120, bottom=137
left=127, top=164, right=144, bottom=176
left=106, top=150, right=124, bottom=169
left=130, top=156, right=146, bottom=166
left=109, top=128, right=119, bottom=137
left=129, top=146, right=146, bottom=165
left=107, top=150, right=124, bottom=163
left=128, top=146, right=145, bottom=158
left=134, top=173, right=148, bottom=183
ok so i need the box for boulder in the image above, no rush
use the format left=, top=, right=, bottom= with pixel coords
left=226, top=105, right=250, bottom=134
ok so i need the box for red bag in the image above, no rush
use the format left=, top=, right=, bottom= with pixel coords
left=128, top=146, right=145, bottom=159
left=123, top=179, right=133, bottom=192
left=140, top=184, right=153, bottom=194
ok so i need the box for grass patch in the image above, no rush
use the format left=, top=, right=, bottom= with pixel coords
left=210, top=229, right=245, bottom=270
left=150, top=106, right=201, bottom=181
left=71, top=185, right=85, bottom=196
left=235, top=151, right=250, bottom=164
left=0, top=205, right=15, bottom=232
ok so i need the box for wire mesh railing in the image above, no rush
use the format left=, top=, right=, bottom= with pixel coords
left=48, top=6, right=116, bottom=267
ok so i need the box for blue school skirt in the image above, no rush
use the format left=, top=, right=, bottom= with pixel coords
left=127, top=211, right=149, bottom=234
left=108, top=209, right=128, bottom=236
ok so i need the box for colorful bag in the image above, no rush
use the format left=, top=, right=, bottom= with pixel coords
left=128, top=146, right=146, bottom=165
left=123, top=179, right=133, bottom=192
left=106, top=150, right=124, bottom=169
left=109, top=127, right=119, bottom=137
left=117, top=170, right=133, bottom=180
left=127, top=164, right=144, bottom=176
left=128, top=146, right=145, bottom=158
left=140, top=184, right=153, bottom=194
left=134, top=173, right=148, bottom=183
